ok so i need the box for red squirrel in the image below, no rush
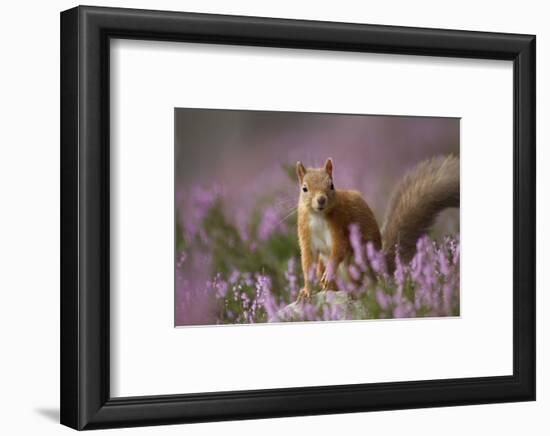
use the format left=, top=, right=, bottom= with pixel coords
left=296, top=155, right=459, bottom=300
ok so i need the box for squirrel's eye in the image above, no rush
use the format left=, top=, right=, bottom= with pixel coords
left=302, top=186, right=308, bottom=192
left=330, top=182, right=334, bottom=190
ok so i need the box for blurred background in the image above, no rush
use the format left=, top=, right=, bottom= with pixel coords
left=175, top=108, right=459, bottom=325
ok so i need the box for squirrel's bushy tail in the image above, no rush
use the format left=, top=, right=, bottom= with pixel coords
left=381, top=155, right=459, bottom=272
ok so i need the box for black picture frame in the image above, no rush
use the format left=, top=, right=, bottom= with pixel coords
left=60, top=5, right=536, bottom=430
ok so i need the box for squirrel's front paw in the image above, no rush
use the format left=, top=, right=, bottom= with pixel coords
left=297, top=288, right=311, bottom=302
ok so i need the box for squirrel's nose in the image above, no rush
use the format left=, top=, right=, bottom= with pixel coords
left=317, top=196, right=327, bottom=206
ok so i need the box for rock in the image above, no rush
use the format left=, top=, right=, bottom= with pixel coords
left=271, top=290, right=368, bottom=322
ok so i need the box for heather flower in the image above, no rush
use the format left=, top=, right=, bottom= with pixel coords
left=438, top=249, right=450, bottom=275
left=176, top=251, right=187, bottom=269
left=336, top=276, right=348, bottom=293
left=348, top=264, right=361, bottom=281
left=393, top=300, right=416, bottom=318
left=376, top=289, right=391, bottom=310
left=175, top=253, right=217, bottom=326
left=393, top=252, right=405, bottom=296
left=214, top=275, right=229, bottom=298
left=229, top=269, right=240, bottom=284
left=191, top=185, right=219, bottom=220
left=242, top=273, right=254, bottom=287
left=285, top=257, right=299, bottom=300
left=366, top=241, right=387, bottom=276
left=258, top=274, right=279, bottom=321
left=349, top=223, right=366, bottom=270
left=452, top=241, right=460, bottom=265
left=258, top=206, right=287, bottom=241
left=443, top=283, right=454, bottom=314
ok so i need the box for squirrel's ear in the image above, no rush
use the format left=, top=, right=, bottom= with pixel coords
left=296, top=161, right=306, bottom=183
left=324, top=158, right=333, bottom=177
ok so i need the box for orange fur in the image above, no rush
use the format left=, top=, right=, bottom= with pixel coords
left=296, top=159, right=381, bottom=299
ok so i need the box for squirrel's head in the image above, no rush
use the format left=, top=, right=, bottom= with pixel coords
left=296, top=158, right=336, bottom=214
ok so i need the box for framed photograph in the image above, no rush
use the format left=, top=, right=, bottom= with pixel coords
left=60, top=6, right=536, bottom=430
left=173, top=108, right=461, bottom=326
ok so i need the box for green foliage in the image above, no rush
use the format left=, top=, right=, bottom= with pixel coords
left=179, top=196, right=302, bottom=299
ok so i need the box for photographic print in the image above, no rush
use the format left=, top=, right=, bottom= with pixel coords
left=175, top=109, right=460, bottom=326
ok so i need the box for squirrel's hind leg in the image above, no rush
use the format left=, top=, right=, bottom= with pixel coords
left=316, top=255, right=326, bottom=281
